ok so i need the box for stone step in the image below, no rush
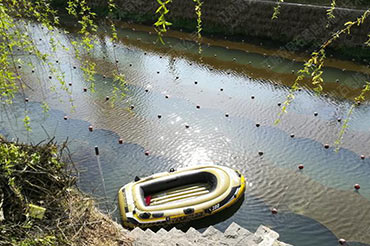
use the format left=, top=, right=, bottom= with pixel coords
left=202, top=225, right=224, bottom=241
left=224, top=222, right=260, bottom=246
left=255, top=225, right=279, bottom=246
left=129, top=223, right=292, bottom=246
left=129, top=227, right=145, bottom=239
left=168, top=227, right=185, bottom=237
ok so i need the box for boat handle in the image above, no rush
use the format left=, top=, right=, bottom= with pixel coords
left=183, top=208, right=194, bottom=215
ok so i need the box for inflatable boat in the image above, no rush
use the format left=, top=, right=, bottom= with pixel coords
left=118, top=165, right=246, bottom=228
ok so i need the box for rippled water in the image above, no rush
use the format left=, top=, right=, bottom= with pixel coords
left=1, top=21, right=370, bottom=246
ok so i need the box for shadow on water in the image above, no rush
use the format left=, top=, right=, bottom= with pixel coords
left=147, top=194, right=246, bottom=233
left=2, top=92, right=370, bottom=246
left=126, top=193, right=345, bottom=246
left=0, top=100, right=348, bottom=246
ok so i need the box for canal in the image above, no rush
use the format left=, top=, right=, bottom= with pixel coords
left=1, top=21, right=370, bottom=246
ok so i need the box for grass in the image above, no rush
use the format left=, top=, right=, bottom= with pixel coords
left=0, top=137, right=132, bottom=246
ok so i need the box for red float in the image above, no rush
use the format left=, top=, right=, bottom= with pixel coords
left=338, top=238, right=346, bottom=245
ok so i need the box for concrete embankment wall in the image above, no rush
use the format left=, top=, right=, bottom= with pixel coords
left=89, top=0, right=370, bottom=50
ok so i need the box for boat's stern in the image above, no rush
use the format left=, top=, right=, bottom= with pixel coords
left=118, top=183, right=140, bottom=228
left=117, top=186, right=128, bottom=226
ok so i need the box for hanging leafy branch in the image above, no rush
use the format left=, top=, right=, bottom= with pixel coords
left=327, top=0, right=336, bottom=20
left=193, top=0, right=203, bottom=54
left=107, top=0, right=127, bottom=107
left=308, top=9, right=370, bottom=94
left=272, top=0, right=284, bottom=20
left=66, top=0, right=98, bottom=91
left=275, top=9, right=370, bottom=125
left=334, top=82, right=370, bottom=150
left=111, top=72, right=127, bottom=107
left=366, top=33, right=370, bottom=46
left=108, top=0, right=119, bottom=42
left=154, top=0, right=172, bottom=44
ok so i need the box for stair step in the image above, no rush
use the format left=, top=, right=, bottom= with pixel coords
left=224, top=222, right=260, bottom=246
left=156, top=228, right=168, bottom=236
left=225, top=222, right=253, bottom=239
left=129, top=227, right=144, bottom=239
left=202, top=225, right=223, bottom=242
left=168, top=227, right=185, bottom=237
left=144, top=228, right=155, bottom=236
left=255, top=225, right=279, bottom=246
left=129, top=224, right=291, bottom=246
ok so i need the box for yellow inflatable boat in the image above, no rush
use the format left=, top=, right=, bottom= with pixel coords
left=118, top=165, right=246, bottom=228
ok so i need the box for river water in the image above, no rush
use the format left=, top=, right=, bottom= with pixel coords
left=1, top=21, right=370, bottom=246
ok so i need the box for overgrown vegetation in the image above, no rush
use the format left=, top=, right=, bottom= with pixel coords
left=0, top=137, right=131, bottom=245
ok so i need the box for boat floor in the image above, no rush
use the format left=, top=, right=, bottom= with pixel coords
left=148, top=183, right=212, bottom=206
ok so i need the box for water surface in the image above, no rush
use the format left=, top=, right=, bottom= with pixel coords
left=1, top=21, right=370, bottom=246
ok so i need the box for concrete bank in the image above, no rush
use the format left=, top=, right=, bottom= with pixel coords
left=89, top=0, right=369, bottom=50
left=128, top=222, right=292, bottom=246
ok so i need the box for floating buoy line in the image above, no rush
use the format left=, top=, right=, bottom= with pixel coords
left=27, top=25, right=368, bottom=238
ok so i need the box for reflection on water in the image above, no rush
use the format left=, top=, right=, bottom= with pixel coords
left=1, top=21, right=370, bottom=246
